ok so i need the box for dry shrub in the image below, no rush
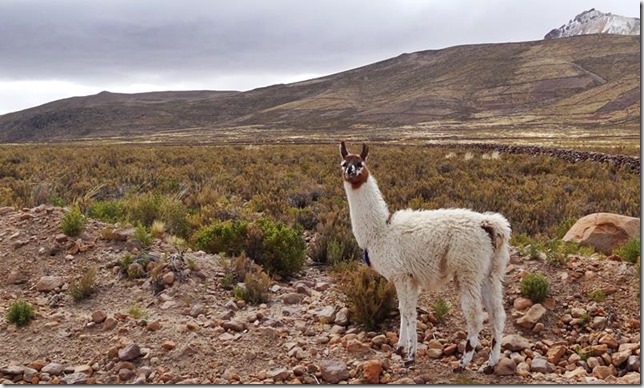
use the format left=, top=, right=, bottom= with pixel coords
left=339, top=265, right=397, bottom=331
left=69, top=265, right=97, bottom=302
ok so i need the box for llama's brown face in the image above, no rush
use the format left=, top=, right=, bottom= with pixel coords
left=339, top=142, right=369, bottom=189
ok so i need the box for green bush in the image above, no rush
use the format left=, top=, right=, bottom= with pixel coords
left=6, top=299, right=35, bottom=327
left=247, top=219, right=306, bottom=278
left=124, top=193, right=189, bottom=237
left=61, top=206, right=86, bottom=236
left=192, top=220, right=249, bottom=255
left=195, top=218, right=306, bottom=278
left=89, top=199, right=126, bottom=223
left=134, top=223, right=153, bottom=249
left=339, top=265, right=397, bottom=331
left=520, top=272, right=550, bottom=303
left=309, top=214, right=360, bottom=265
left=69, top=265, right=97, bottom=302
left=613, top=238, right=640, bottom=263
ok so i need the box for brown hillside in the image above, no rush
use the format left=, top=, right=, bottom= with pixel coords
left=0, top=34, right=639, bottom=143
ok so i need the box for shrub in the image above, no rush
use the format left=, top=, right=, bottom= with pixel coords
left=89, top=199, right=126, bottom=223
left=339, top=265, right=397, bottom=331
left=6, top=299, right=35, bottom=327
left=520, top=272, right=550, bottom=303
left=431, top=297, right=451, bottom=322
left=134, top=223, right=153, bottom=249
left=613, top=238, right=640, bottom=263
left=192, top=220, right=249, bottom=255
left=309, top=215, right=361, bottom=265
left=247, top=219, right=306, bottom=278
left=219, top=254, right=260, bottom=290
left=233, top=267, right=271, bottom=305
left=69, top=265, right=97, bottom=302
left=124, top=193, right=189, bottom=237
left=61, top=206, right=86, bottom=236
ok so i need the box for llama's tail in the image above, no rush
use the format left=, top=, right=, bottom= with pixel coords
left=481, top=212, right=511, bottom=283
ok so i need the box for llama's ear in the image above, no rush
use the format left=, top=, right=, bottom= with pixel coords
left=360, top=143, right=369, bottom=160
left=340, top=141, right=348, bottom=158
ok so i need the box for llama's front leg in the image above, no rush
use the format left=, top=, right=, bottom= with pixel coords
left=454, top=285, right=483, bottom=373
left=395, top=278, right=419, bottom=367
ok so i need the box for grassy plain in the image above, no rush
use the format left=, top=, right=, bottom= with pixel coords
left=0, top=143, right=639, bottom=252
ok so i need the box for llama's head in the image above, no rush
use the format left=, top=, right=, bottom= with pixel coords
left=339, top=141, right=369, bottom=188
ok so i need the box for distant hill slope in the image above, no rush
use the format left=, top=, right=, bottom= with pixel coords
left=0, top=34, right=639, bottom=143
left=545, top=9, right=640, bottom=40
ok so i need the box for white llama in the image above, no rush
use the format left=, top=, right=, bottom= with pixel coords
left=339, top=141, right=511, bottom=373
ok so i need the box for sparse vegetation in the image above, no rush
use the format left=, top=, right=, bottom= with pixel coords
left=339, top=265, right=397, bottom=331
left=134, top=223, right=153, bottom=249
left=127, top=304, right=149, bottom=320
left=520, top=272, right=550, bottom=303
left=6, top=299, right=35, bottom=327
left=431, top=297, right=452, bottom=323
left=587, top=288, right=606, bottom=302
left=69, top=265, right=97, bottom=302
left=613, top=238, right=640, bottom=263
left=61, top=206, right=86, bottom=236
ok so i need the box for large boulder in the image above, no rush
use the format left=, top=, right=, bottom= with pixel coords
left=562, top=213, right=640, bottom=254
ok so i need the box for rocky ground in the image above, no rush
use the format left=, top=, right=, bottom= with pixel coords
left=0, top=205, right=640, bottom=384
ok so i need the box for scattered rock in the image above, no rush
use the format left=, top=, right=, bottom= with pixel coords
left=282, top=293, right=306, bottom=304
left=268, top=368, right=289, bottom=382
left=317, top=306, right=336, bottom=324
left=118, top=343, right=142, bottom=361
left=7, top=270, right=29, bottom=285
left=531, top=357, right=555, bottom=374
left=35, top=276, right=64, bottom=292
left=335, top=307, right=349, bottom=326
left=562, top=213, right=640, bottom=254
left=91, top=311, right=107, bottom=324
left=361, top=359, right=383, bottom=384
left=61, top=372, right=88, bottom=384
left=319, top=359, right=349, bottom=384
left=546, top=345, right=566, bottom=364
left=162, top=340, right=176, bottom=350
left=162, top=271, right=175, bottom=286
left=222, top=320, right=245, bottom=332
left=513, top=297, right=533, bottom=311
left=501, top=334, right=531, bottom=351
left=495, top=358, right=517, bottom=375
left=516, top=303, right=546, bottom=329
left=41, top=362, right=65, bottom=375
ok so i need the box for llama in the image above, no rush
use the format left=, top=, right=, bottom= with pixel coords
left=339, top=141, right=511, bottom=373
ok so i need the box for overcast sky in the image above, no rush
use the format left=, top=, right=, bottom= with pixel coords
left=0, top=0, right=639, bottom=114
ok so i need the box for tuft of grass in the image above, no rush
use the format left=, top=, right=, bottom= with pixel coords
left=127, top=304, right=149, bottom=320
left=339, top=265, right=397, bottom=331
left=520, top=272, right=550, bottom=303
left=134, top=223, right=153, bottom=249
left=241, top=269, right=271, bottom=304
left=587, top=288, right=606, bottom=302
left=574, top=345, right=589, bottom=361
left=431, top=297, right=452, bottom=323
left=150, top=220, right=165, bottom=239
left=6, top=299, right=35, bottom=327
left=61, top=206, right=86, bottom=236
left=613, top=238, right=640, bottom=263
left=69, top=265, right=97, bottom=302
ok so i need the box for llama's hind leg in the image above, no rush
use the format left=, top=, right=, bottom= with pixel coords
left=454, top=284, right=483, bottom=373
left=394, top=278, right=419, bottom=367
left=480, top=281, right=506, bottom=374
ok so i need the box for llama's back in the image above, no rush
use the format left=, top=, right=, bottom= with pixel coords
left=389, top=208, right=508, bottom=289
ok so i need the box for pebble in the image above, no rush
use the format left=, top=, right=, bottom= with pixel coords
left=495, top=358, right=517, bottom=375
left=118, top=343, right=142, bottom=361
left=319, top=359, right=349, bottom=384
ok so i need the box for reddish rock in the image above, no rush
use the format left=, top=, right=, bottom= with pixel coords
left=91, top=311, right=107, bottom=324
left=361, top=360, right=382, bottom=384
left=562, top=213, right=640, bottom=254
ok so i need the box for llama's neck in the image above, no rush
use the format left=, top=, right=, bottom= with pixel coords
left=344, top=175, right=390, bottom=249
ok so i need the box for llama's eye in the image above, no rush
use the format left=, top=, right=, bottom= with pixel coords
left=341, top=162, right=347, bottom=168
left=356, top=162, right=363, bottom=168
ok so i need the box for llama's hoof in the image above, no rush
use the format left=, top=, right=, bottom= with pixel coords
left=453, top=365, right=464, bottom=373
left=483, top=365, right=495, bottom=375
left=395, top=346, right=405, bottom=356
left=403, top=359, right=415, bottom=368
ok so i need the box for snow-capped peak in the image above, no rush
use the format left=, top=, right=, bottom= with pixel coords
left=545, top=8, right=640, bottom=40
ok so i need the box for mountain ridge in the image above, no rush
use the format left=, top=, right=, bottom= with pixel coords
left=0, top=34, right=639, bottom=143
left=545, top=8, right=640, bottom=40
